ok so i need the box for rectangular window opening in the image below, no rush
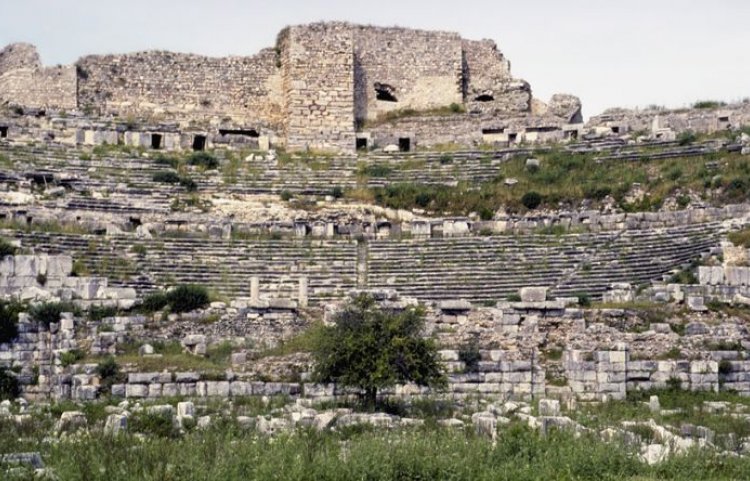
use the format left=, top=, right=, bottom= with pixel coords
left=398, top=137, right=411, bottom=152
left=151, top=133, right=163, bottom=150
left=192, top=135, right=207, bottom=151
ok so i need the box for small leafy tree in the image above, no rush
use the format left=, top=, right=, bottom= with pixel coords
left=0, top=238, right=17, bottom=258
left=0, top=299, right=25, bottom=344
left=313, top=294, right=446, bottom=406
left=166, top=285, right=210, bottom=313
left=0, top=367, right=20, bottom=400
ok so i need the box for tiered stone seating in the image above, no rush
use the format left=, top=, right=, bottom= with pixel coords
left=367, top=234, right=615, bottom=302
left=5, top=231, right=359, bottom=304
left=551, top=222, right=722, bottom=298
left=368, top=222, right=721, bottom=302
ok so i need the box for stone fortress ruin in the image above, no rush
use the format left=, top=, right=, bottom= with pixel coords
left=3, top=21, right=750, bottom=469
left=0, top=22, right=584, bottom=153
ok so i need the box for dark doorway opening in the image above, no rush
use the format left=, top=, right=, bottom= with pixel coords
left=566, top=130, right=579, bottom=140
left=475, top=94, right=495, bottom=102
left=0, top=126, right=7, bottom=138
left=129, top=217, right=142, bottom=227
left=151, top=133, right=163, bottom=150
left=219, top=128, right=259, bottom=137
left=508, top=133, right=518, bottom=143
left=611, top=126, right=620, bottom=134
left=398, top=137, right=411, bottom=152
left=192, top=135, right=207, bottom=151
left=375, top=83, right=398, bottom=102
left=356, top=138, right=368, bottom=151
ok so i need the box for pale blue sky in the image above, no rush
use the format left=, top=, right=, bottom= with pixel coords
left=1, top=0, right=748, bottom=117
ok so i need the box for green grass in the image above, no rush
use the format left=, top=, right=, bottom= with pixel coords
left=573, top=388, right=750, bottom=449
left=351, top=149, right=750, bottom=215
left=728, top=228, right=750, bottom=248
left=362, top=103, right=466, bottom=128
left=3, top=418, right=750, bottom=480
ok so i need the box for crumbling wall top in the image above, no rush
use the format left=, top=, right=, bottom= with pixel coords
left=0, top=43, right=41, bottom=74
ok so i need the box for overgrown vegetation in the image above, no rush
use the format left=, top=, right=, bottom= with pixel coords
left=0, top=299, right=24, bottom=344
left=3, top=418, right=750, bottom=480
left=28, top=301, right=78, bottom=327
left=313, top=294, right=446, bottom=405
left=363, top=103, right=465, bottom=128
left=728, top=228, right=750, bottom=248
left=0, top=237, right=17, bottom=257
left=0, top=367, right=19, bottom=401
left=355, top=149, right=750, bottom=215
left=139, top=285, right=210, bottom=314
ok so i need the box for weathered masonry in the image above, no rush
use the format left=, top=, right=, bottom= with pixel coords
left=0, top=22, right=581, bottom=153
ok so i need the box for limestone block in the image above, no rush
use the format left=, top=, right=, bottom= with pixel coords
left=175, top=372, right=200, bottom=383
left=438, top=350, right=459, bottom=361
left=519, top=287, right=547, bottom=303
left=710, top=266, right=724, bottom=285
left=648, top=396, right=661, bottom=414
left=229, top=381, right=250, bottom=396
left=104, top=414, right=127, bottom=435
left=57, top=411, right=87, bottom=432
left=687, top=296, right=707, bottom=312
left=13, top=256, right=39, bottom=277
left=146, top=405, right=174, bottom=416
left=162, top=383, right=178, bottom=397
left=231, top=352, right=247, bottom=366
left=111, top=384, right=126, bottom=397
left=125, top=384, right=148, bottom=398
left=538, top=399, right=560, bottom=416
left=148, top=384, right=162, bottom=398
left=177, top=401, right=195, bottom=418
left=471, top=412, right=497, bottom=440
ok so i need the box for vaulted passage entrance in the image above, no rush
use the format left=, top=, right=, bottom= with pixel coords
left=151, top=133, right=163, bottom=149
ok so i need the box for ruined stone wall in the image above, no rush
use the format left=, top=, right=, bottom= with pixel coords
left=76, top=49, right=282, bottom=126
left=281, top=23, right=356, bottom=152
left=462, top=40, right=531, bottom=115
left=0, top=43, right=77, bottom=110
left=353, top=26, right=463, bottom=123
left=588, top=103, right=750, bottom=135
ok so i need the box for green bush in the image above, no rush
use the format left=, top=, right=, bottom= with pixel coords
left=0, top=299, right=24, bottom=344
left=130, top=411, right=181, bottom=438
left=60, top=349, right=85, bottom=367
left=331, top=186, right=344, bottom=199
left=280, top=190, right=293, bottom=201
left=0, top=238, right=17, bottom=257
left=87, top=305, right=118, bottom=322
left=728, top=228, right=750, bottom=248
left=165, top=284, right=210, bottom=313
left=29, top=301, right=77, bottom=327
left=521, top=191, right=542, bottom=209
left=693, top=100, right=726, bottom=109
left=677, top=131, right=697, bottom=146
left=141, top=291, right=169, bottom=313
left=152, top=171, right=181, bottom=184
left=458, top=338, right=482, bottom=373
left=577, top=294, right=592, bottom=307
left=584, top=186, right=611, bottom=200
left=360, top=164, right=393, bottom=178
left=179, top=176, right=197, bottom=192
left=0, top=367, right=20, bottom=400
left=188, top=152, right=219, bottom=169
left=95, top=356, right=119, bottom=385
left=723, top=177, right=749, bottom=202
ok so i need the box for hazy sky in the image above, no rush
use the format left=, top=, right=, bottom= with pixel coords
left=1, top=0, right=748, bottom=117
